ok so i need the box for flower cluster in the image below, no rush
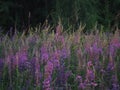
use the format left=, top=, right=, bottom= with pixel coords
left=1, top=26, right=120, bottom=89
left=43, top=61, right=53, bottom=90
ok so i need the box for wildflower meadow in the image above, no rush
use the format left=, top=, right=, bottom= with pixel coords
left=0, top=24, right=120, bottom=90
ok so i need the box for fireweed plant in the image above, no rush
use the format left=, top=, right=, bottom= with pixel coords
left=0, top=24, right=120, bottom=90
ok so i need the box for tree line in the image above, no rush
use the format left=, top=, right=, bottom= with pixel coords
left=0, top=0, right=120, bottom=33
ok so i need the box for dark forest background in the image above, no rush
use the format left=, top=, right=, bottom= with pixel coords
left=0, top=0, right=120, bottom=33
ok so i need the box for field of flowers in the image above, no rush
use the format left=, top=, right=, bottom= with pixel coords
left=0, top=24, right=120, bottom=90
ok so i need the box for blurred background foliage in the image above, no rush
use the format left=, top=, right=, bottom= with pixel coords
left=0, top=0, right=120, bottom=33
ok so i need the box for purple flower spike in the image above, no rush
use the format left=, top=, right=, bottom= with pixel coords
left=43, top=77, right=51, bottom=90
left=45, top=61, right=53, bottom=77
left=50, top=50, right=60, bottom=68
left=87, top=61, right=93, bottom=68
left=43, top=61, right=53, bottom=90
left=79, top=82, right=86, bottom=89
left=56, top=24, right=62, bottom=35
left=85, top=42, right=102, bottom=60
left=111, top=37, right=120, bottom=49
left=41, top=45, right=49, bottom=63
left=12, top=48, right=28, bottom=72
left=86, top=69, right=95, bottom=81
left=41, top=53, right=49, bottom=63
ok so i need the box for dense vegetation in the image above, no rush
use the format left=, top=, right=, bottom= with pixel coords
left=0, top=0, right=120, bottom=33
left=0, top=1, right=120, bottom=90
left=0, top=24, right=120, bottom=90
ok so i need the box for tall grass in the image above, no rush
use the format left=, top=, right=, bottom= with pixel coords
left=0, top=24, right=120, bottom=90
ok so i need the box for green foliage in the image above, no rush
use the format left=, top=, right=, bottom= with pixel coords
left=0, top=0, right=120, bottom=32
left=51, top=0, right=120, bottom=31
